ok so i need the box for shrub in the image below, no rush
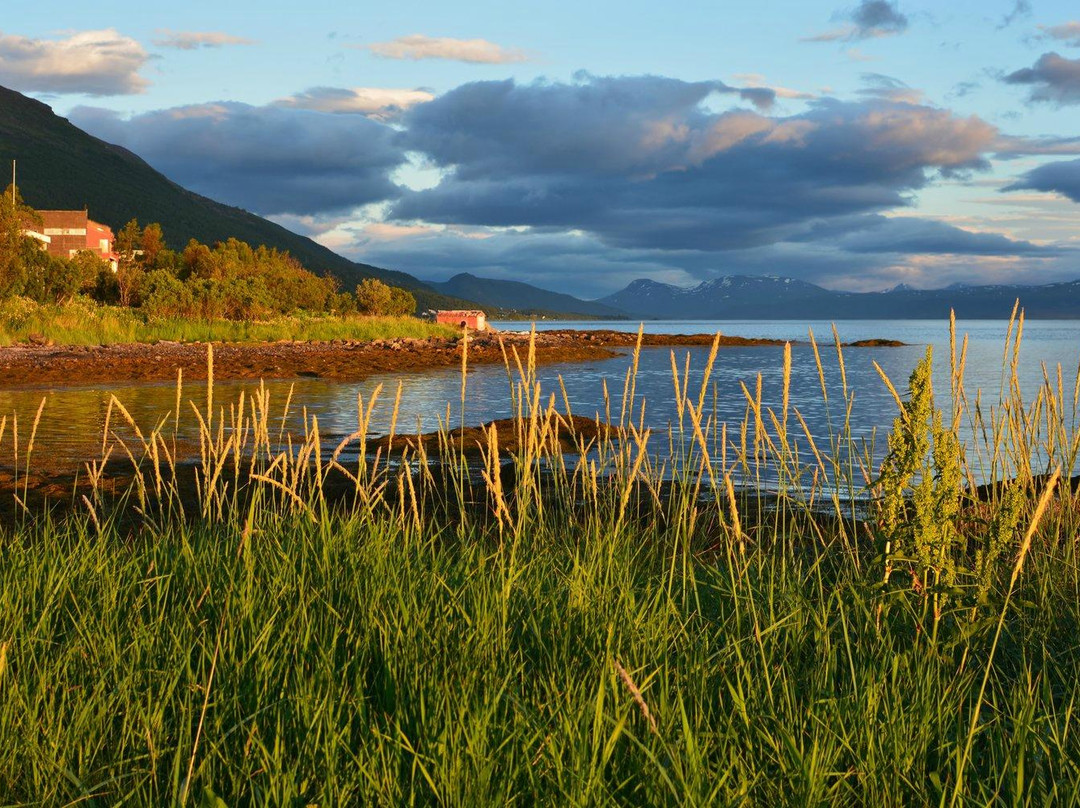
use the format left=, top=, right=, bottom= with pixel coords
left=141, top=269, right=194, bottom=319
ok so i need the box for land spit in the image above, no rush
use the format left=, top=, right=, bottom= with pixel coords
left=0, top=329, right=902, bottom=389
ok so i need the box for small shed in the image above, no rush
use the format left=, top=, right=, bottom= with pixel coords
left=436, top=309, right=487, bottom=331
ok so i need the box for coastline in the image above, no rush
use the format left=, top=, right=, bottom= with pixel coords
left=0, top=329, right=805, bottom=389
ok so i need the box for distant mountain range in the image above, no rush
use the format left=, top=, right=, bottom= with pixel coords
left=597, top=275, right=1080, bottom=320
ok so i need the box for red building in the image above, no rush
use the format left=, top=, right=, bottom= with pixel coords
left=436, top=309, right=487, bottom=330
left=37, top=210, right=118, bottom=270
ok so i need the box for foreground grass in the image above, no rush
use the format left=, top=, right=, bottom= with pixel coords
left=2, top=501, right=1078, bottom=805
left=1, top=314, right=1079, bottom=804
left=0, top=296, right=456, bottom=346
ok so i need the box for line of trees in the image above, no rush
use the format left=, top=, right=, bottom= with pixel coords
left=0, top=185, right=416, bottom=320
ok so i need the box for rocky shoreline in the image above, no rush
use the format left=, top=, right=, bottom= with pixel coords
left=0, top=329, right=848, bottom=389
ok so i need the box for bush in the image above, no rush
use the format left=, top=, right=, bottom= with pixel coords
left=141, top=269, right=194, bottom=319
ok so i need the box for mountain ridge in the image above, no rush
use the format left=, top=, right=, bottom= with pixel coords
left=598, top=274, right=1080, bottom=319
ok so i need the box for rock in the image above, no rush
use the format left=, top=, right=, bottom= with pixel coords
left=846, top=339, right=906, bottom=348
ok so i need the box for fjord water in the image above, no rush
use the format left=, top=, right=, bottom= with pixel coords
left=2, top=318, right=1079, bottom=482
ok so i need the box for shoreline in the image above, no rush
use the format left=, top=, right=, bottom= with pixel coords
left=0, top=329, right=838, bottom=390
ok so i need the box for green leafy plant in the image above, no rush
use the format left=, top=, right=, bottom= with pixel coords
left=877, top=347, right=963, bottom=613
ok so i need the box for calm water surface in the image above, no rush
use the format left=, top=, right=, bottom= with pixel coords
left=2, top=319, right=1078, bottom=481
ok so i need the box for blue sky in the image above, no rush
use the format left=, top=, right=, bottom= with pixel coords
left=5, top=0, right=1080, bottom=296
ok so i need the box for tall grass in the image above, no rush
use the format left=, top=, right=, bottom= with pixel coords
left=0, top=296, right=456, bottom=346
left=1, top=316, right=1079, bottom=805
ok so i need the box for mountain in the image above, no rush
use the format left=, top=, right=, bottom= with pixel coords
left=0, top=85, right=475, bottom=311
left=599, top=275, right=1080, bottom=319
left=600, top=276, right=835, bottom=319
left=427, top=273, right=629, bottom=319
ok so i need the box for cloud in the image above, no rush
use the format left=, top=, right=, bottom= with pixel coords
left=274, top=86, right=435, bottom=120
left=351, top=229, right=703, bottom=296
left=70, top=102, right=407, bottom=216
left=805, top=0, right=909, bottom=42
left=1039, top=21, right=1080, bottom=47
left=392, top=75, right=996, bottom=254
left=792, top=214, right=1049, bottom=255
left=0, top=28, right=149, bottom=95
left=857, top=73, right=924, bottom=103
left=363, top=35, right=529, bottom=64
left=152, top=30, right=256, bottom=50
left=998, top=1, right=1032, bottom=29
left=1005, top=158, right=1080, bottom=202
left=732, top=73, right=817, bottom=101
left=1004, top=52, right=1080, bottom=104
left=993, top=134, right=1080, bottom=157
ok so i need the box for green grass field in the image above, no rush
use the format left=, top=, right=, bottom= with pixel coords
left=1, top=316, right=1079, bottom=805
left=0, top=296, right=457, bottom=346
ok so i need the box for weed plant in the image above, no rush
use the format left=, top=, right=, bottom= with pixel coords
left=1, top=311, right=1079, bottom=805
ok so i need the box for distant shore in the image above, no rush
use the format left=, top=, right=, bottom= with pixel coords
left=0, top=330, right=905, bottom=389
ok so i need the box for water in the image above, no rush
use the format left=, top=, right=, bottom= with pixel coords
left=2, top=319, right=1078, bottom=482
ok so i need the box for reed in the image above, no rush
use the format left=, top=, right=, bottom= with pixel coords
left=0, top=317, right=1078, bottom=805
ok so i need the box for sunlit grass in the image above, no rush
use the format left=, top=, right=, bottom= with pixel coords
left=0, top=296, right=456, bottom=346
left=1, top=312, right=1079, bottom=805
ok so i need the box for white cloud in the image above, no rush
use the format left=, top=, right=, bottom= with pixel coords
left=152, top=30, right=256, bottom=50
left=275, top=86, right=435, bottom=120
left=0, top=28, right=149, bottom=95
left=363, top=34, right=529, bottom=64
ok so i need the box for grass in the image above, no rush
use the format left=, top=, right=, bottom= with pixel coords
left=1, top=313, right=1080, bottom=805
left=0, top=296, right=458, bottom=346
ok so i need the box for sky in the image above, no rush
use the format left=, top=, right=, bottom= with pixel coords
left=4, top=0, right=1080, bottom=297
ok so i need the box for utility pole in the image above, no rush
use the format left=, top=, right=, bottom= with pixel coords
left=10, top=159, right=13, bottom=208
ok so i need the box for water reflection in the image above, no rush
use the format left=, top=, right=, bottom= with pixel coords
left=1, top=319, right=1078, bottom=485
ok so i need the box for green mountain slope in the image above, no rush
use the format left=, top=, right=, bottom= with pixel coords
left=0, top=85, right=469, bottom=311
left=428, top=273, right=628, bottom=319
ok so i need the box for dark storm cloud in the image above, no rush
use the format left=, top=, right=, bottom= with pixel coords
left=70, top=102, right=406, bottom=216
left=1004, top=158, right=1080, bottom=201
left=805, top=0, right=909, bottom=42
left=1003, top=52, right=1080, bottom=105
left=392, top=76, right=996, bottom=252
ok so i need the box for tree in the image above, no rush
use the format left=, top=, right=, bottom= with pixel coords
left=355, top=278, right=416, bottom=316
left=140, top=223, right=164, bottom=267
left=115, top=219, right=145, bottom=306
left=0, top=183, right=40, bottom=297
left=388, top=286, right=417, bottom=316
left=355, top=278, right=394, bottom=315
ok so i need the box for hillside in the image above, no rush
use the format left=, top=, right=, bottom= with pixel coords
left=599, top=275, right=1080, bottom=319
left=0, top=85, right=473, bottom=312
left=428, top=273, right=628, bottom=319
